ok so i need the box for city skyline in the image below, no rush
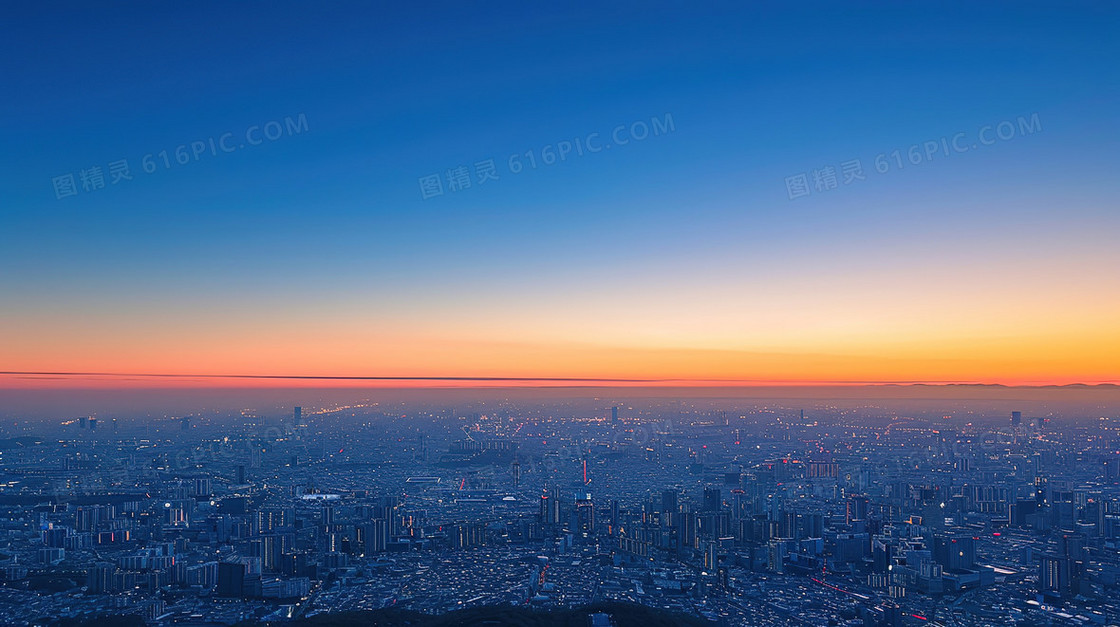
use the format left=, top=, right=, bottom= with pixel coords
left=3, top=4, right=1120, bottom=623
left=0, top=392, right=1116, bottom=625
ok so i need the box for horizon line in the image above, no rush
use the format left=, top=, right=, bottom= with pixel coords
left=0, top=371, right=1117, bottom=388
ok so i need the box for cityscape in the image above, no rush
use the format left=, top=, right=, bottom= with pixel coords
left=0, top=388, right=1117, bottom=625
left=4, top=1, right=1119, bottom=625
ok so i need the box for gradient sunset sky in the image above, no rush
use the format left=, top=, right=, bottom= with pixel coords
left=2, top=2, right=1119, bottom=387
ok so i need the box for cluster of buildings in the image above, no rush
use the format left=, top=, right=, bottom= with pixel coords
left=0, top=400, right=1117, bottom=625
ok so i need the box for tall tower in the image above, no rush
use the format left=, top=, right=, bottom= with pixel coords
left=703, top=487, right=722, bottom=512
left=662, top=489, right=678, bottom=514
left=574, top=491, right=595, bottom=535
left=847, top=494, right=870, bottom=526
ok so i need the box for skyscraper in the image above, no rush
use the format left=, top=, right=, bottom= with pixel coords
left=1039, top=554, right=1082, bottom=600
left=217, top=561, right=246, bottom=597
left=703, top=487, right=721, bottom=512
left=359, top=519, right=388, bottom=554
left=704, top=541, right=718, bottom=571
left=934, top=535, right=976, bottom=571
left=847, top=494, right=870, bottom=526
left=87, top=564, right=112, bottom=594
left=574, top=491, right=594, bottom=535
left=662, top=489, right=678, bottom=514
left=539, top=489, right=562, bottom=526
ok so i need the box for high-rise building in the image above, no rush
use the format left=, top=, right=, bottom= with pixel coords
left=87, top=564, right=113, bottom=593
left=1039, top=554, right=1082, bottom=600
left=539, top=490, right=562, bottom=526
left=451, top=522, right=484, bottom=549
left=359, top=519, right=388, bottom=554
left=847, top=494, right=870, bottom=526
left=717, top=566, right=730, bottom=590
left=934, top=535, right=976, bottom=571
left=191, top=478, right=211, bottom=497
left=768, top=539, right=787, bottom=574
left=217, top=562, right=245, bottom=597
left=611, top=406, right=619, bottom=424
left=574, top=491, right=595, bottom=535
left=251, top=535, right=280, bottom=572
left=662, top=489, right=678, bottom=514
left=703, top=487, right=722, bottom=512
left=704, top=541, right=718, bottom=571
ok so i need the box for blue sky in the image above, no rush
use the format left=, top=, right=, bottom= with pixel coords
left=2, top=1, right=1118, bottom=384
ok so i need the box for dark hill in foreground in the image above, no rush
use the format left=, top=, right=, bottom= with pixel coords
left=245, top=602, right=711, bottom=627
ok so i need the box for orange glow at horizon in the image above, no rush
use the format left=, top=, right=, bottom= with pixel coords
left=2, top=329, right=1118, bottom=389
left=4, top=253, right=1119, bottom=389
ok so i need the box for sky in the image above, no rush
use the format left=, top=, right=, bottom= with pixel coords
left=1, top=1, right=1119, bottom=388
